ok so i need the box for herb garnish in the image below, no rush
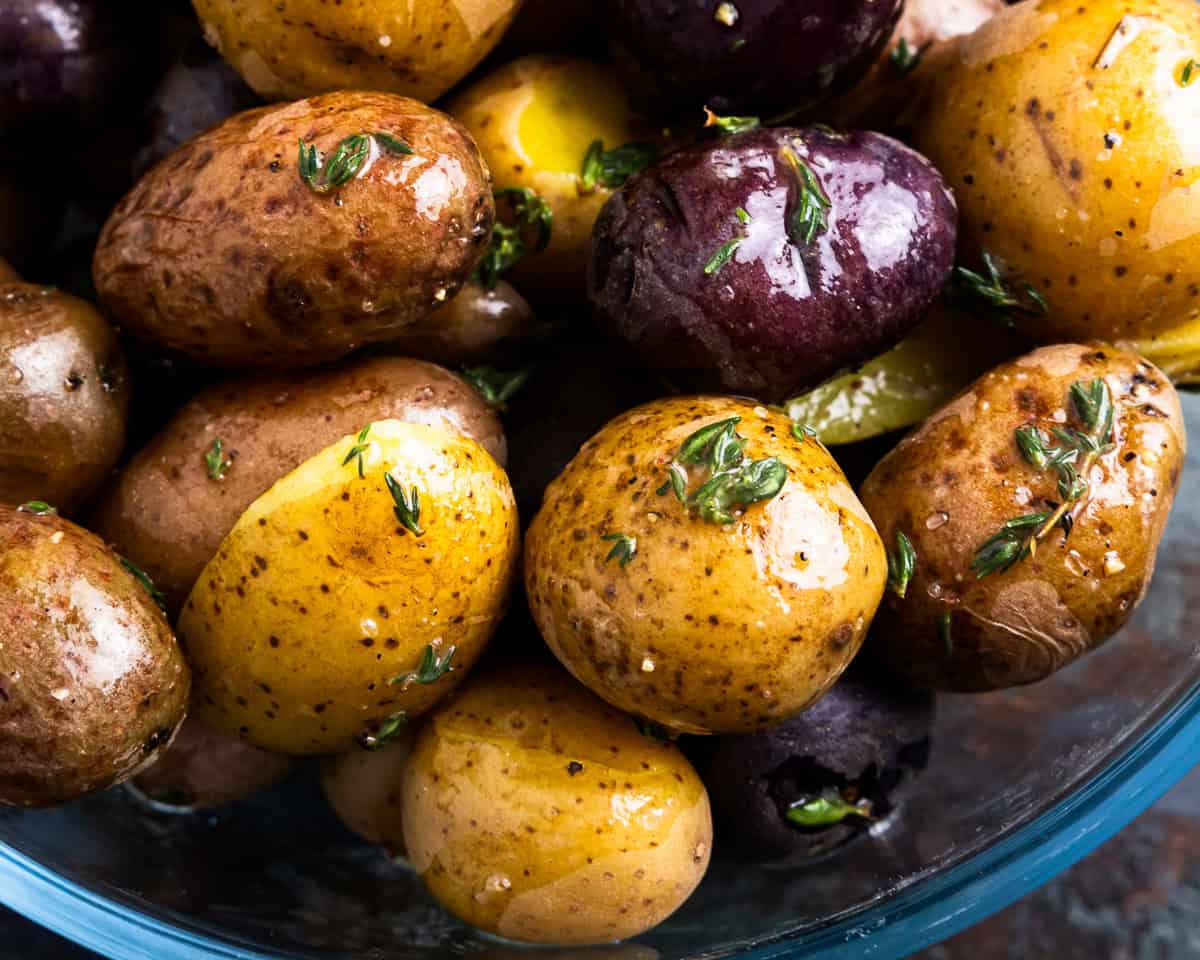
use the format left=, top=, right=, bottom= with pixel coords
left=791, top=422, right=819, bottom=442
left=459, top=365, right=532, bottom=411
left=1182, top=59, right=1196, bottom=85
left=656, top=416, right=787, bottom=524
left=204, top=439, right=233, bottom=480
left=971, top=379, right=1115, bottom=578
left=298, top=131, right=412, bottom=193
left=886, top=532, right=916, bottom=599
left=385, top=473, right=424, bottom=537
left=890, top=37, right=930, bottom=75
left=601, top=532, right=637, bottom=567
left=120, top=556, right=168, bottom=612
left=580, top=140, right=659, bottom=192
left=391, top=644, right=456, bottom=686
left=946, top=250, right=1048, bottom=326
left=704, top=209, right=752, bottom=276
left=342, top=423, right=373, bottom=478
left=374, top=132, right=415, bottom=156
left=702, top=107, right=761, bottom=135
left=786, top=792, right=872, bottom=828
left=358, top=711, right=407, bottom=751
left=474, top=187, right=553, bottom=290
left=781, top=146, right=831, bottom=247
left=18, top=501, right=57, bottom=515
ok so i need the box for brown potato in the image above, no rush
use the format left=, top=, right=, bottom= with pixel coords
left=861, top=344, right=1185, bottom=692
left=321, top=731, right=413, bottom=853
left=525, top=397, right=887, bottom=735
left=402, top=662, right=712, bottom=945
left=89, top=356, right=505, bottom=615
left=0, top=284, right=129, bottom=513
left=93, top=93, right=494, bottom=368
left=0, top=505, right=190, bottom=807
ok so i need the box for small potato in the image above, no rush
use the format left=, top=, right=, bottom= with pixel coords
left=525, top=397, right=887, bottom=734
left=93, top=92, right=494, bottom=368
left=449, top=56, right=658, bottom=296
left=179, top=419, right=519, bottom=754
left=912, top=0, right=1200, bottom=377
left=0, top=284, right=129, bottom=513
left=90, top=356, right=504, bottom=615
left=861, top=344, right=1186, bottom=691
left=0, top=506, right=190, bottom=807
left=321, top=731, right=414, bottom=853
left=192, top=0, right=521, bottom=103
left=401, top=662, right=712, bottom=945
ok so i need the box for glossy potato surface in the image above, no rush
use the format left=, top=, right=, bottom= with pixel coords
left=525, top=397, right=887, bottom=734
left=180, top=420, right=519, bottom=754
left=94, top=92, right=493, bottom=368
left=381, top=280, right=536, bottom=365
left=912, top=0, right=1200, bottom=376
left=402, top=663, right=712, bottom=945
left=861, top=344, right=1185, bottom=691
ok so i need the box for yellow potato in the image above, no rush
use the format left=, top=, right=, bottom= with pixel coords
left=912, top=0, right=1200, bottom=376
left=525, top=397, right=887, bottom=735
left=192, top=0, right=522, bottom=102
left=179, top=419, right=519, bottom=754
left=321, top=731, right=413, bottom=854
left=402, top=662, right=712, bottom=945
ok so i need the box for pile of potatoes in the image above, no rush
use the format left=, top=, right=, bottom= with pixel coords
left=0, top=0, right=1196, bottom=947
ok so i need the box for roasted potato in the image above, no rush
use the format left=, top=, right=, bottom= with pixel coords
left=402, top=662, right=713, bottom=945
left=0, top=505, right=190, bottom=807
left=179, top=419, right=519, bottom=754
left=861, top=344, right=1185, bottom=691
left=192, top=0, right=522, bottom=103
left=525, top=396, right=887, bottom=735
left=0, top=285, right=129, bottom=513
left=321, top=731, right=414, bottom=853
left=449, top=56, right=658, bottom=297
left=912, top=0, right=1200, bottom=378
left=93, top=92, right=494, bottom=368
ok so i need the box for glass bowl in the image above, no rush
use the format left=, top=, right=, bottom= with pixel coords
left=2, top=395, right=1199, bottom=960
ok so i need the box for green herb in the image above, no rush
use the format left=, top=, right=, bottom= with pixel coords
left=204, top=439, right=233, bottom=481
left=384, top=473, right=424, bottom=537
left=735, top=206, right=752, bottom=224
left=938, top=611, right=954, bottom=656
left=342, top=424, right=373, bottom=478
left=459, top=365, right=532, bottom=411
left=890, top=37, right=930, bottom=75
left=781, top=146, right=831, bottom=247
left=18, top=501, right=57, bottom=515
left=786, top=793, right=872, bottom=828
left=601, top=532, right=637, bottom=567
left=886, top=532, right=916, bottom=599
left=474, top=187, right=553, bottom=290
left=298, top=139, right=321, bottom=188
left=374, top=132, right=414, bottom=155
left=580, top=140, right=659, bottom=191
left=791, top=422, right=819, bottom=442
left=972, top=379, right=1116, bottom=578
left=633, top=717, right=675, bottom=743
left=657, top=416, right=788, bottom=525
left=359, top=711, right=408, bottom=751
left=391, top=644, right=456, bottom=686
left=704, top=237, right=743, bottom=275
left=298, top=132, right=412, bottom=193
left=1182, top=59, right=1196, bottom=85
left=702, top=107, right=761, bottom=135
left=946, top=250, right=1048, bottom=326
left=120, top=556, right=168, bottom=612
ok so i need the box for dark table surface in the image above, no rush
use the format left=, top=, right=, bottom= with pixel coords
left=5, top=766, right=1200, bottom=959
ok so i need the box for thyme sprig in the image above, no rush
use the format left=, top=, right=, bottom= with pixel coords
left=474, top=187, right=553, bottom=290
left=702, top=107, right=761, bottom=135
left=946, top=250, right=1049, bottom=326
left=781, top=146, right=831, bottom=247
left=358, top=711, right=407, bottom=751
left=786, top=791, right=873, bottom=828
left=580, top=140, right=659, bottom=191
left=342, top=423, right=373, bottom=478
left=120, top=556, right=168, bottom=612
left=890, top=37, right=930, bottom=75
left=704, top=208, right=752, bottom=276
left=391, top=644, right=456, bottom=686
left=298, top=131, right=412, bottom=193
left=601, top=532, right=637, bottom=567
left=459, top=365, right=532, bottom=411
left=886, top=532, right=916, bottom=599
left=385, top=473, right=424, bottom=537
left=205, top=438, right=233, bottom=480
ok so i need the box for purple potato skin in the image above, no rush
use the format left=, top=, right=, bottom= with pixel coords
left=588, top=127, right=958, bottom=403
left=694, top=669, right=934, bottom=862
left=609, top=0, right=902, bottom=118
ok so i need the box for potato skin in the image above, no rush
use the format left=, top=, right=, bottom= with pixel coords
left=525, top=396, right=887, bottom=735
left=192, top=0, right=520, bottom=103
left=912, top=0, right=1200, bottom=375
left=179, top=420, right=519, bottom=754
left=321, top=732, right=413, bottom=853
left=0, top=507, right=190, bottom=807
left=93, top=92, right=494, bottom=368
left=402, top=663, right=712, bottom=945
left=0, top=284, right=129, bottom=513
left=89, top=356, right=504, bottom=616
left=861, top=344, right=1186, bottom=692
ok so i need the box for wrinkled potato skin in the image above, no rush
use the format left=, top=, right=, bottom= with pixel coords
left=912, top=0, right=1200, bottom=370
left=526, top=397, right=887, bottom=734
left=90, top=356, right=504, bottom=615
left=861, top=344, right=1185, bottom=692
left=402, top=663, right=712, bottom=945
left=193, top=0, right=521, bottom=103
left=0, top=507, right=190, bottom=807
left=321, top=731, right=413, bottom=852
left=0, top=285, right=129, bottom=513
left=180, top=420, right=519, bottom=754
left=381, top=280, right=537, bottom=365
left=0, top=258, right=17, bottom=282
left=94, top=93, right=494, bottom=368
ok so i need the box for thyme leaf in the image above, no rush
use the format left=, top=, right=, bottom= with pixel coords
left=601, top=532, right=638, bottom=567
left=205, top=438, right=233, bottom=480
left=890, top=37, right=930, bottom=75
left=702, top=107, right=761, bottom=135
left=459, top=365, right=532, bottom=411
left=786, top=792, right=872, bottom=828
left=120, top=556, right=168, bottom=612
left=390, top=644, right=456, bottom=686
left=358, top=711, right=408, bottom=751
left=18, top=501, right=57, bottom=515
left=580, top=140, right=659, bottom=191
left=781, top=146, right=831, bottom=247
left=385, top=473, right=424, bottom=536
left=474, top=187, right=553, bottom=290
left=342, top=423, right=373, bottom=478
left=886, top=531, right=916, bottom=599
left=946, top=250, right=1049, bottom=326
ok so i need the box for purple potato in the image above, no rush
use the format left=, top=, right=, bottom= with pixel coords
left=609, top=0, right=902, bottom=118
left=695, top=668, right=934, bottom=862
left=588, top=127, right=957, bottom=403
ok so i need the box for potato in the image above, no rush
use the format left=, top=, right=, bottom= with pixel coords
left=0, top=284, right=129, bottom=513
left=0, top=505, right=190, bottom=807
left=321, top=730, right=413, bottom=853
left=401, top=662, right=712, bottom=945
left=132, top=717, right=294, bottom=811
left=90, top=356, right=504, bottom=615
left=179, top=419, right=519, bottom=754
left=860, top=344, right=1185, bottom=692
left=93, top=92, right=494, bottom=368
left=525, top=396, right=887, bottom=735
left=911, top=0, right=1200, bottom=378
left=448, top=56, right=658, bottom=296
left=192, top=0, right=521, bottom=103
left=0, top=258, right=17, bottom=282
